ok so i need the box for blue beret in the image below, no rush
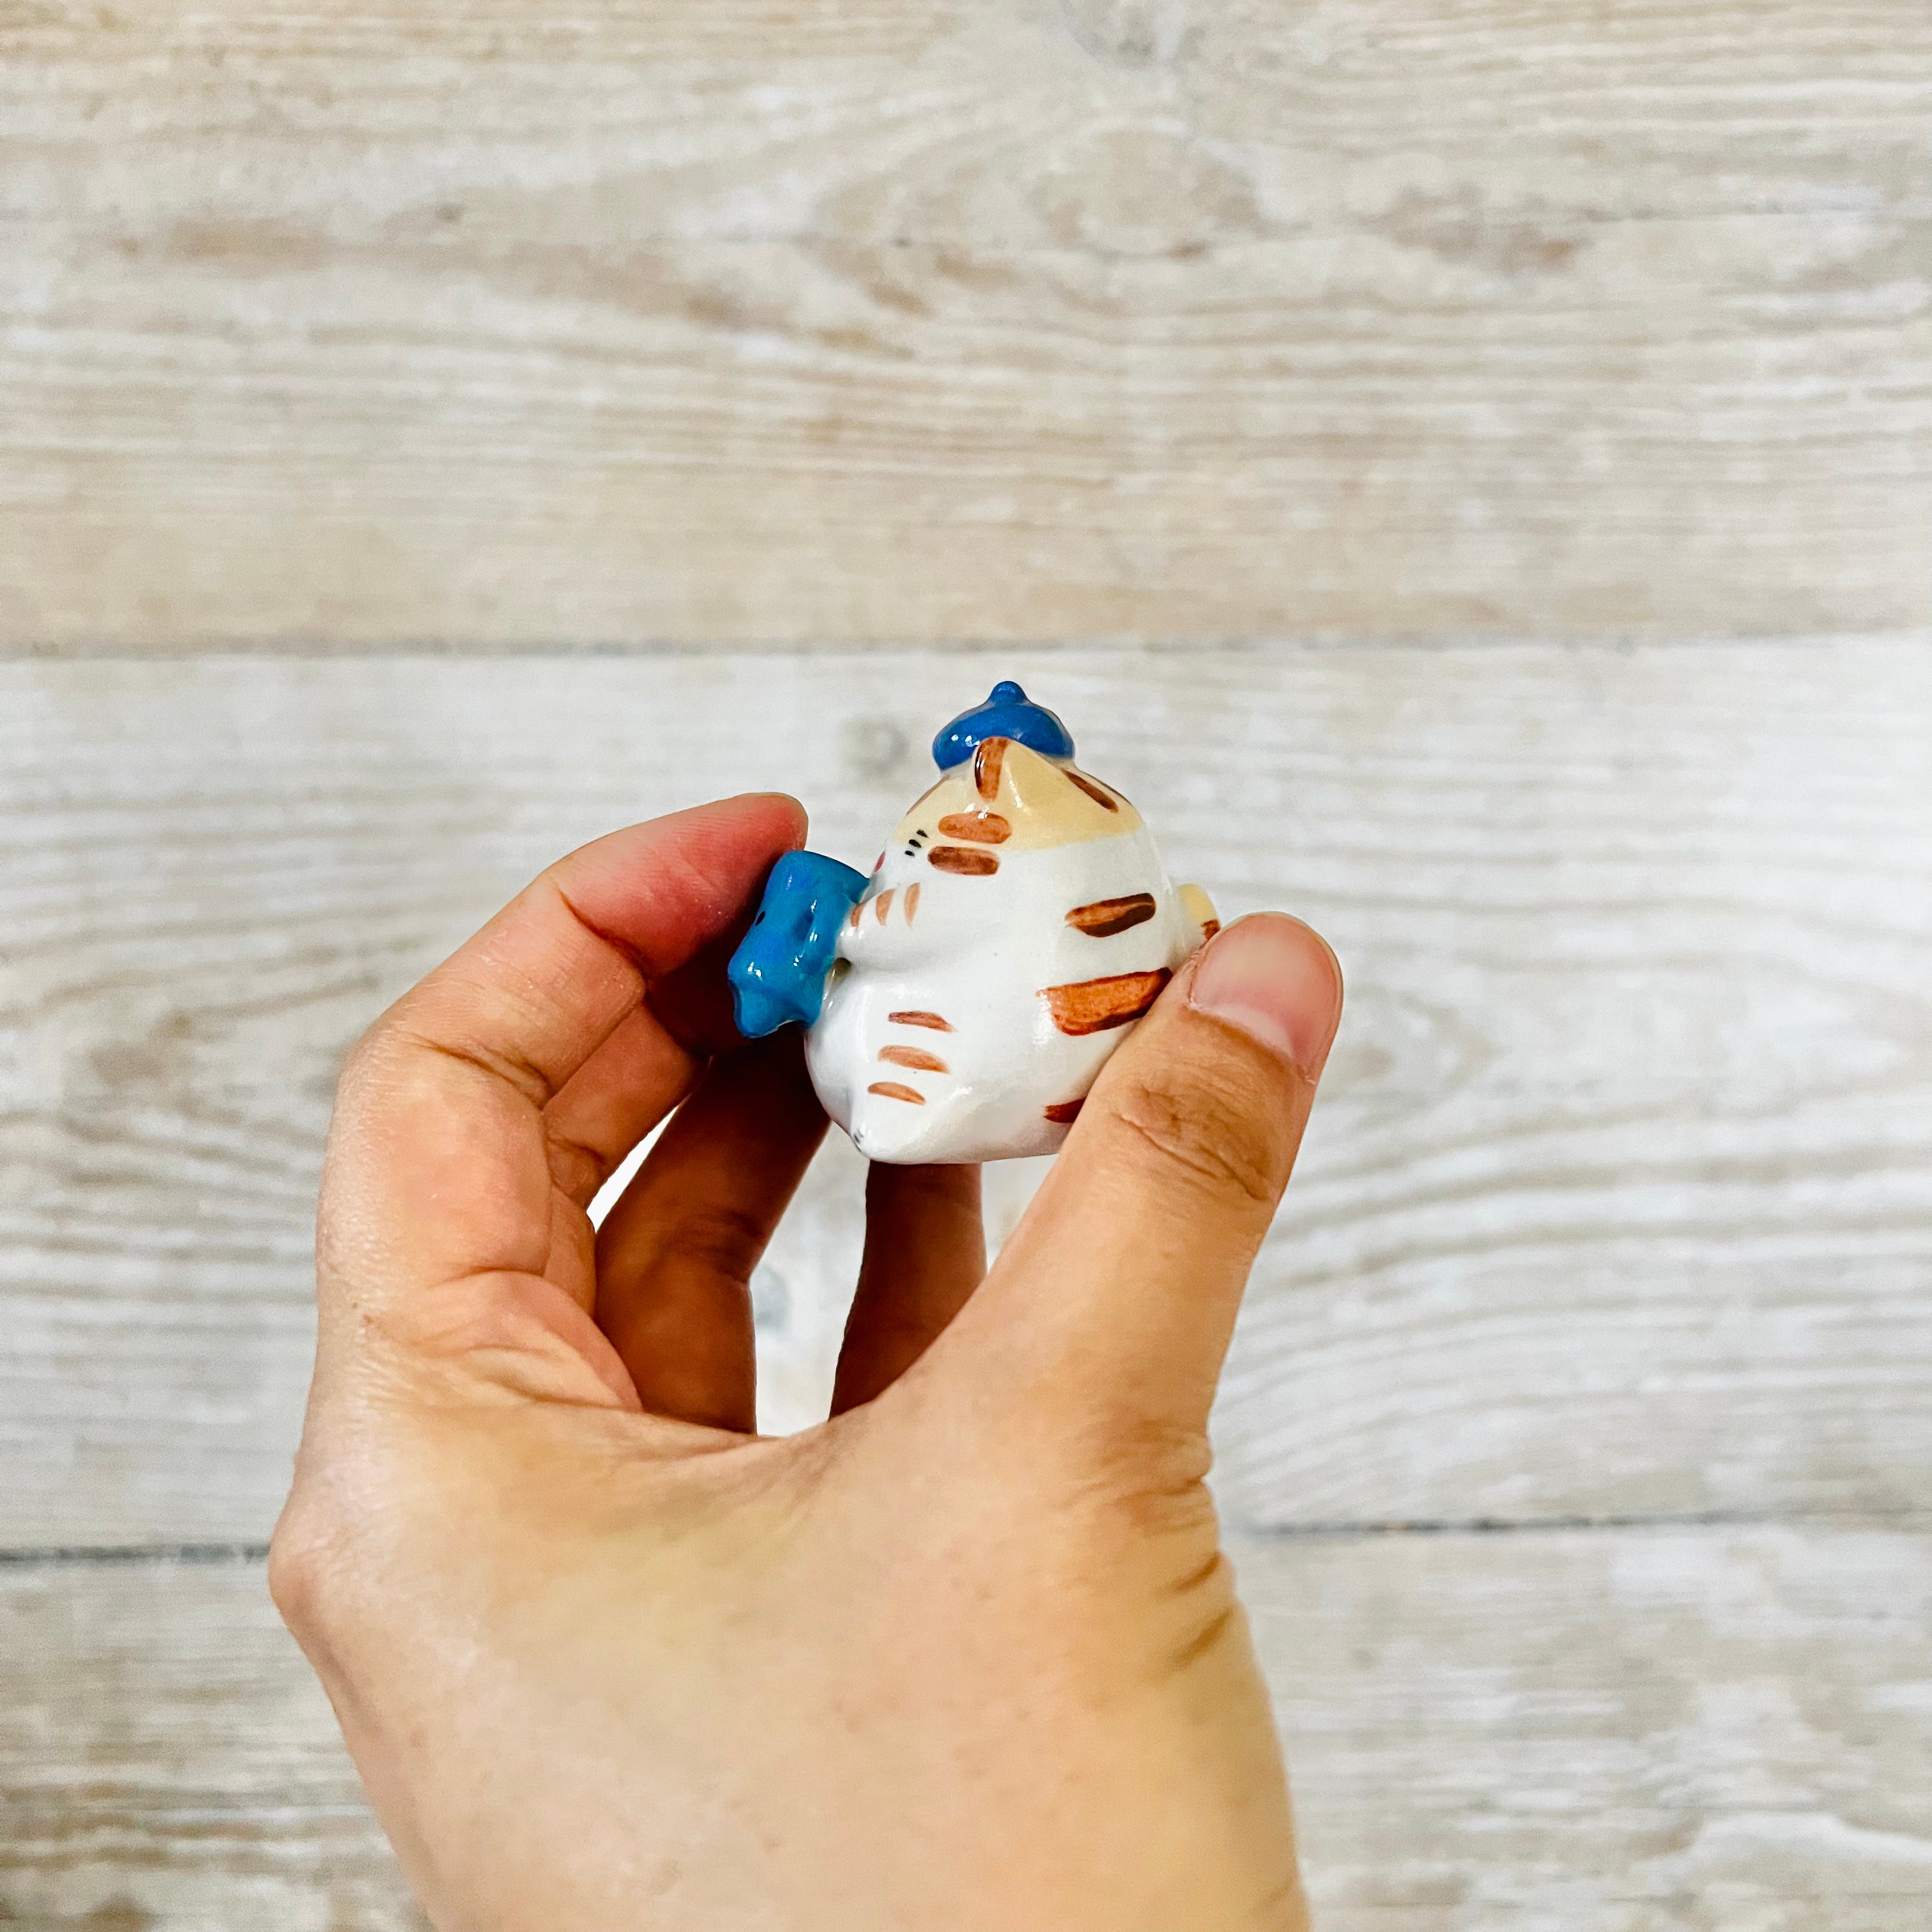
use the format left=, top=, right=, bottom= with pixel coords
left=930, top=680, right=1075, bottom=770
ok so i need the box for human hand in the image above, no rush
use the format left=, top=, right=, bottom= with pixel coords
left=271, top=795, right=1343, bottom=1932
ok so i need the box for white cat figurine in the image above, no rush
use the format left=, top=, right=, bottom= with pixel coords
left=729, top=682, right=1218, bottom=1165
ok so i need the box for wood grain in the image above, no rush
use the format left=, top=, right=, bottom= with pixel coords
left=4, top=1527, right=1927, bottom=1929
left=3, top=2, right=1928, bottom=648
left=0, top=1558, right=429, bottom=1932
left=1241, top=1523, right=1932, bottom=1929
left=3, top=641, right=1927, bottom=1547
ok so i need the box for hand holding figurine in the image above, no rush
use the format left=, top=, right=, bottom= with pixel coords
left=272, top=717, right=1344, bottom=1931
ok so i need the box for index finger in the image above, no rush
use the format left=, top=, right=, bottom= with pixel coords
left=321, top=794, right=804, bottom=1306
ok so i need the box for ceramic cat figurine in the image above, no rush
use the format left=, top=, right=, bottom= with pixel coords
left=729, top=682, right=1218, bottom=1164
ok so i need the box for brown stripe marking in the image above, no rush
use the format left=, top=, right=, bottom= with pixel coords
left=974, top=736, right=1006, bottom=801
left=1066, top=892, right=1157, bottom=937
left=889, top=1010, right=953, bottom=1031
left=929, top=846, right=999, bottom=875
left=1044, top=1097, right=1085, bottom=1124
left=903, top=882, right=921, bottom=923
left=1043, top=967, right=1171, bottom=1037
left=848, top=901, right=864, bottom=928
left=868, top=1081, right=926, bottom=1105
left=1066, top=769, right=1120, bottom=812
left=880, top=1045, right=949, bottom=1073
left=937, top=811, right=1011, bottom=845
left=875, top=888, right=895, bottom=924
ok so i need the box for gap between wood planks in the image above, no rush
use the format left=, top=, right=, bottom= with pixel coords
left=9, top=1506, right=1932, bottom=1570
left=17, top=631, right=1926, bottom=661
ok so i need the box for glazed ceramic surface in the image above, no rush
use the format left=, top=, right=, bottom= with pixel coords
left=730, top=683, right=1217, bottom=1164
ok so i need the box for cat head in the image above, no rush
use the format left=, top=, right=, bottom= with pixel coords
left=879, top=737, right=1144, bottom=882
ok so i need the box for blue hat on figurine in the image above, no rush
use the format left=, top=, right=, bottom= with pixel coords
left=930, top=680, right=1075, bottom=771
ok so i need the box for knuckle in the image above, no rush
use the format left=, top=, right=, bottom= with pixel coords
left=1052, top=1409, right=1220, bottom=1543
left=266, top=1491, right=345, bottom=1641
left=543, top=1121, right=608, bottom=1202
left=1099, top=1461, right=1220, bottom=1548
left=1104, top=1059, right=1284, bottom=1209
left=333, top=1014, right=404, bottom=1113
left=666, top=1202, right=772, bottom=1285
left=269, top=1456, right=424, bottom=1666
left=266, top=1434, right=413, bottom=1648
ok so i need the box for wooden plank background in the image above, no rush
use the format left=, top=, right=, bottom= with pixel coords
left=3, top=1, right=1929, bottom=647
left=4, top=1, right=1930, bottom=1927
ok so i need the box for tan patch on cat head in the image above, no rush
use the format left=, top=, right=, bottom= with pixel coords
left=937, top=811, right=1011, bottom=844
left=1064, top=770, right=1121, bottom=813
left=893, top=740, right=1142, bottom=853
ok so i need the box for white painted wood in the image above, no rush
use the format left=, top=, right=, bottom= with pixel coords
left=4, top=1527, right=1926, bottom=1928
left=0, top=1558, right=428, bottom=1932
left=3, top=1, right=1928, bottom=647
left=3, top=642, right=1927, bottom=1546
left=1243, top=1524, right=1932, bottom=1930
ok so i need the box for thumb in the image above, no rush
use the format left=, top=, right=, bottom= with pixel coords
left=970, top=914, right=1342, bottom=1439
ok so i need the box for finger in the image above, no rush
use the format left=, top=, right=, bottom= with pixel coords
left=962, top=914, right=1342, bottom=1439
left=323, top=795, right=804, bottom=1310
left=641, top=927, right=753, bottom=1061
left=539, top=930, right=762, bottom=1212
left=594, top=1032, right=828, bottom=1431
left=831, top=1163, right=986, bottom=1416
left=539, top=1006, right=702, bottom=1211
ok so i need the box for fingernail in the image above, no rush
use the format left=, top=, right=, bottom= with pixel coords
left=1187, top=914, right=1343, bottom=1079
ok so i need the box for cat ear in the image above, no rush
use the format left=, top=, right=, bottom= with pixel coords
left=995, top=740, right=1137, bottom=836
left=988, top=738, right=1052, bottom=811
left=1178, top=883, right=1222, bottom=945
